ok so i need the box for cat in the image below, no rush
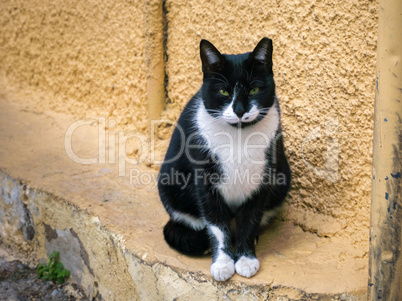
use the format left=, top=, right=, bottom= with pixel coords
left=158, top=37, right=291, bottom=281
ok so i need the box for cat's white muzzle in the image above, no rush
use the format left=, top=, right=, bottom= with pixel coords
left=222, top=104, right=260, bottom=124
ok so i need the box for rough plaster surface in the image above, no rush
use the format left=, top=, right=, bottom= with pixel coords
left=0, top=0, right=148, bottom=132
left=0, top=96, right=368, bottom=299
left=164, top=0, right=378, bottom=243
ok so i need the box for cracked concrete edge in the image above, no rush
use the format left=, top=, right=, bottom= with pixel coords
left=126, top=252, right=366, bottom=301
left=0, top=169, right=139, bottom=300
left=0, top=169, right=366, bottom=300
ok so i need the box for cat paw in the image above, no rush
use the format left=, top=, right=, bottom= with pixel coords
left=235, top=256, right=260, bottom=278
left=210, top=255, right=235, bottom=281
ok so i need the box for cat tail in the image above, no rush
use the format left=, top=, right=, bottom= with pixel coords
left=163, top=219, right=210, bottom=256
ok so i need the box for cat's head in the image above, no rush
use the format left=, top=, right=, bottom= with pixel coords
left=200, top=37, right=276, bottom=127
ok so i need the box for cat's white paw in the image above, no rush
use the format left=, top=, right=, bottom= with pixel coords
left=210, top=254, right=235, bottom=281
left=235, top=256, right=260, bottom=278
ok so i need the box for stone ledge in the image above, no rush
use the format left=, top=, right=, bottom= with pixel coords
left=0, top=97, right=367, bottom=300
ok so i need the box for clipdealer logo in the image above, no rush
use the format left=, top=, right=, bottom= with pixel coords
left=64, top=116, right=340, bottom=184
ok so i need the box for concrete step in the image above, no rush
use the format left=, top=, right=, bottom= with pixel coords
left=0, top=97, right=367, bottom=300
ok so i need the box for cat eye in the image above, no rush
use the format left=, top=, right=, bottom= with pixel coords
left=219, top=89, right=229, bottom=96
left=249, top=87, right=260, bottom=95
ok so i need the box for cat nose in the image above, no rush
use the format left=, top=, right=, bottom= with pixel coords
left=233, top=102, right=246, bottom=118
left=235, top=110, right=245, bottom=118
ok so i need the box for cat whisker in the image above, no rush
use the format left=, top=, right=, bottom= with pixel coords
left=185, top=107, right=221, bottom=116
left=243, top=68, right=250, bottom=82
left=249, top=63, right=255, bottom=82
left=211, top=72, right=229, bottom=85
left=250, top=79, right=264, bottom=86
left=205, top=78, right=228, bottom=86
left=257, top=109, right=273, bottom=114
left=258, top=106, right=273, bottom=111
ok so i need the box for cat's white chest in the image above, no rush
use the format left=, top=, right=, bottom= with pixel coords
left=196, top=99, right=279, bottom=207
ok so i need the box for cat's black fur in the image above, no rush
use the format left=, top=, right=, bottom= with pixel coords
left=158, top=38, right=291, bottom=281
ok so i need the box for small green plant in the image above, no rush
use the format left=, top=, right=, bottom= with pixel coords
left=36, top=251, right=70, bottom=284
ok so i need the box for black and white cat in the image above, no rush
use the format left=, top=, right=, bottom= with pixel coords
left=158, top=37, right=291, bottom=281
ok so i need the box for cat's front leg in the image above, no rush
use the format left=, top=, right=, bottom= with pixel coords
left=234, top=196, right=265, bottom=278
left=208, top=224, right=235, bottom=281
left=199, top=189, right=235, bottom=281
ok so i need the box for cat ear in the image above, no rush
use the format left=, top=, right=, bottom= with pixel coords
left=250, top=37, right=273, bottom=73
left=200, top=40, right=224, bottom=74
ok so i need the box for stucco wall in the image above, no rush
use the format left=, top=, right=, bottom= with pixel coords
left=0, top=0, right=378, bottom=241
left=164, top=0, right=378, bottom=240
left=0, top=0, right=148, bottom=131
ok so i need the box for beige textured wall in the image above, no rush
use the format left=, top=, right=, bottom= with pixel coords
left=164, top=0, right=378, bottom=239
left=0, top=0, right=148, bottom=131
left=0, top=1, right=378, bottom=239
